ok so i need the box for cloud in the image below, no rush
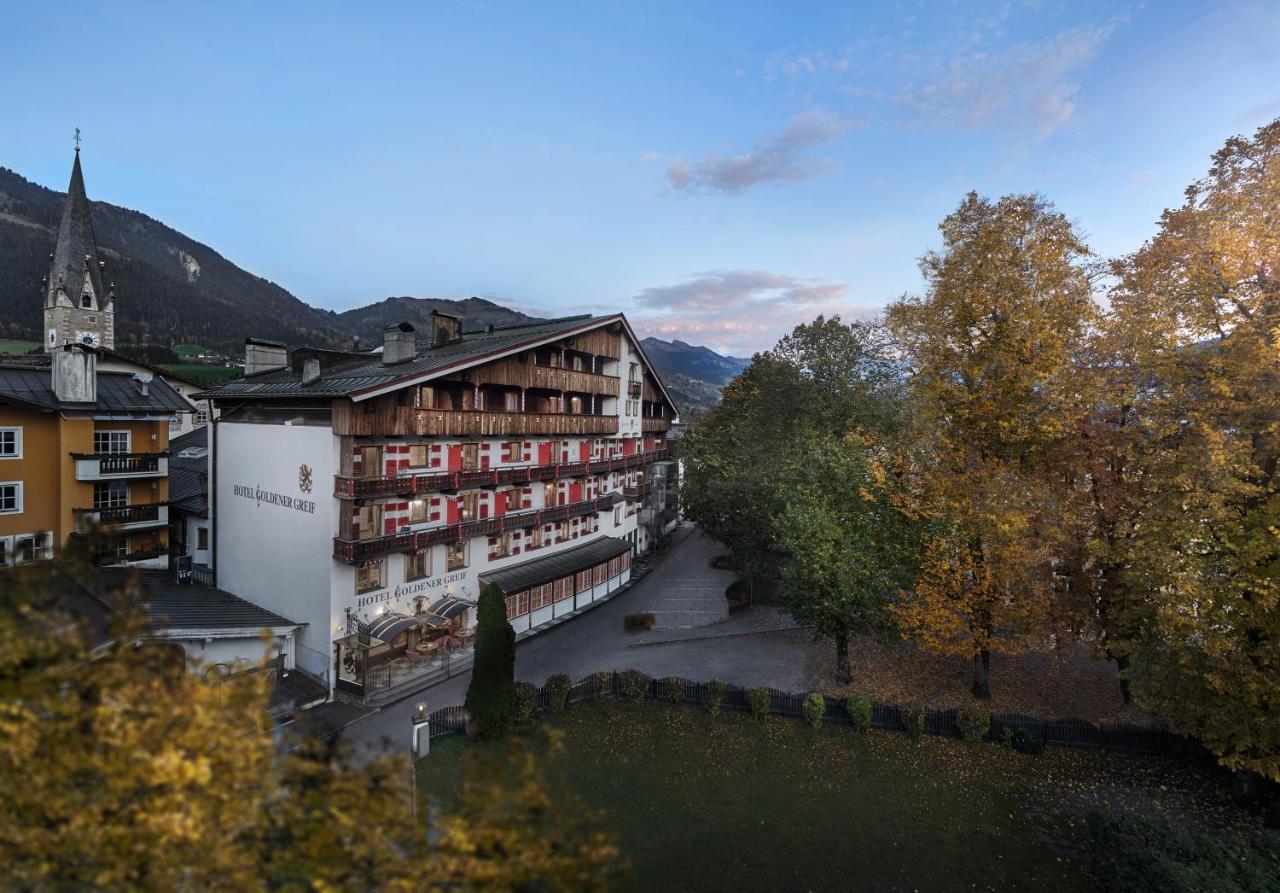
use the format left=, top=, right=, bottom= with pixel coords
left=897, top=20, right=1123, bottom=138
left=665, top=112, right=858, bottom=195
left=628, top=269, right=872, bottom=355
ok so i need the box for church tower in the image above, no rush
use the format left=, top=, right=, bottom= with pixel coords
left=44, top=145, right=115, bottom=352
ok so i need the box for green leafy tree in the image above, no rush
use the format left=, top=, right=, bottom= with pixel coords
left=465, top=582, right=516, bottom=740
left=777, top=431, right=919, bottom=684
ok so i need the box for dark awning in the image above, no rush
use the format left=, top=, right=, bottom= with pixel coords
left=480, top=536, right=631, bottom=595
left=368, top=612, right=419, bottom=643
left=419, top=597, right=473, bottom=627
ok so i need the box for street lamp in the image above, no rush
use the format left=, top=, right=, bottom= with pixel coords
left=411, top=701, right=430, bottom=758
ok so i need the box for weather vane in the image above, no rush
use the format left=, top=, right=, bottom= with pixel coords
left=74, top=127, right=81, bottom=152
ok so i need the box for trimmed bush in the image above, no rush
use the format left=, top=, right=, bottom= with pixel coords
left=957, top=706, right=991, bottom=742
left=847, top=697, right=873, bottom=734
left=619, top=670, right=650, bottom=702
left=593, top=671, right=612, bottom=697
left=803, top=692, right=826, bottom=729
left=1001, top=726, right=1045, bottom=756
left=901, top=702, right=926, bottom=739
left=663, top=676, right=685, bottom=704
left=464, top=582, right=516, bottom=740
left=624, top=612, right=655, bottom=632
left=747, top=687, right=772, bottom=719
left=545, top=673, right=572, bottom=714
left=708, top=679, right=728, bottom=718
left=513, top=682, right=538, bottom=725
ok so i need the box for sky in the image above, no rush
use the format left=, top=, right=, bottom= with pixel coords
left=3, top=1, right=1279, bottom=357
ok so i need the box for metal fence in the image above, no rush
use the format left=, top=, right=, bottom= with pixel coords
left=423, top=671, right=1200, bottom=758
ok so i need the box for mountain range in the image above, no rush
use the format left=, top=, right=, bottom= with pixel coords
left=0, top=164, right=748, bottom=415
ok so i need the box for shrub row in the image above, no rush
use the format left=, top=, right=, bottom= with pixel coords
left=499, top=672, right=1119, bottom=758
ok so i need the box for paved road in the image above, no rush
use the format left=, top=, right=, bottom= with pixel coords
left=330, top=524, right=812, bottom=752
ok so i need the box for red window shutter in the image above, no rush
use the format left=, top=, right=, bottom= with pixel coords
left=446, top=497, right=459, bottom=524
left=537, top=441, right=552, bottom=465
left=447, top=445, right=463, bottom=471
left=579, top=441, right=590, bottom=461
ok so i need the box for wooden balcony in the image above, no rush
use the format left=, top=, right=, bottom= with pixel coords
left=333, top=493, right=623, bottom=563
left=460, top=357, right=620, bottom=397
left=334, top=448, right=671, bottom=498
left=333, top=401, right=620, bottom=437
left=641, top=417, right=672, bottom=433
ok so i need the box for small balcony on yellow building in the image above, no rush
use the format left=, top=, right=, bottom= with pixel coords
left=71, top=451, right=170, bottom=481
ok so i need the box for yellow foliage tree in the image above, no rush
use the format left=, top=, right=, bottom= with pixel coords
left=0, top=561, right=619, bottom=889
left=887, top=192, right=1098, bottom=699
left=1101, top=118, right=1280, bottom=780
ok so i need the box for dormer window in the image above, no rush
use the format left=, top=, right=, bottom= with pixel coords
left=81, top=294, right=92, bottom=308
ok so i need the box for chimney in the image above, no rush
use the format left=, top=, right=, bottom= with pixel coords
left=244, top=338, right=287, bottom=376
left=132, top=372, right=151, bottom=397
left=382, top=322, right=417, bottom=365
left=302, top=357, right=321, bottom=385
left=52, top=344, right=97, bottom=403
left=430, top=310, right=462, bottom=347
left=352, top=335, right=361, bottom=352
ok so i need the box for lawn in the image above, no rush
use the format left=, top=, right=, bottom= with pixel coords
left=416, top=702, right=1255, bottom=892
left=0, top=339, right=40, bottom=355
left=174, top=343, right=216, bottom=359
left=160, top=363, right=241, bottom=386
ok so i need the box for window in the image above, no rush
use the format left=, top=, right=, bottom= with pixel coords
left=15, top=532, right=52, bottom=564
left=194, top=408, right=209, bottom=426
left=502, top=441, right=522, bottom=463
left=408, top=499, right=428, bottom=524
left=0, top=482, right=21, bottom=514
left=577, top=569, right=592, bottom=593
left=407, top=444, right=428, bottom=467
left=0, top=536, right=11, bottom=568
left=81, top=294, right=92, bottom=309
left=197, top=527, right=209, bottom=551
left=405, top=548, right=431, bottom=581
left=506, top=590, right=530, bottom=620
left=460, top=491, right=479, bottom=521
left=0, top=428, right=22, bottom=459
left=93, top=480, right=128, bottom=509
left=356, top=558, right=384, bottom=593
left=614, top=506, right=622, bottom=525
left=446, top=541, right=468, bottom=571
left=554, top=576, right=573, bottom=602
left=93, top=431, right=130, bottom=454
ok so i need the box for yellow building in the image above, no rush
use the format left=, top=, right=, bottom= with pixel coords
left=0, top=349, right=190, bottom=566
left=0, top=147, right=190, bottom=567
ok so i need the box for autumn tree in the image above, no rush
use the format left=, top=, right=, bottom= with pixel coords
left=1100, top=119, right=1280, bottom=780
left=886, top=192, right=1098, bottom=699
left=0, top=561, right=617, bottom=888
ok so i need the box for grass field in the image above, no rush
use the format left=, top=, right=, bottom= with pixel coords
left=174, top=343, right=217, bottom=359
left=416, top=701, right=1255, bottom=892
left=0, top=339, right=40, bottom=355
left=160, top=363, right=241, bottom=386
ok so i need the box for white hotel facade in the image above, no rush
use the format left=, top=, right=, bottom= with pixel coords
left=203, top=312, right=675, bottom=700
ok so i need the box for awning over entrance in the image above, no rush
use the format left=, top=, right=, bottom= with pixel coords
left=480, top=535, right=631, bottom=594
left=367, top=612, right=419, bottom=643
left=419, top=596, right=472, bottom=627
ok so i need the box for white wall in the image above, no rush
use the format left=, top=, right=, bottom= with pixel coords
left=215, top=421, right=336, bottom=679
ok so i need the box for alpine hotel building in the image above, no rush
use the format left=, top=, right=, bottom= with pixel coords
left=203, top=312, right=675, bottom=699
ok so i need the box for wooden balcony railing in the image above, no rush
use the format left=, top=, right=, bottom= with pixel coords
left=334, top=448, right=670, bottom=498
left=75, top=502, right=169, bottom=530
left=333, top=493, right=623, bottom=563
left=459, top=357, right=620, bottom=397
left=333, top=401, right=620, bottom=437
left=641, top=417, right=672, bottom=432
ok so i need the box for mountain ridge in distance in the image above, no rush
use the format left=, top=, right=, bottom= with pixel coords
left=0, top=162, right=746, bottom=414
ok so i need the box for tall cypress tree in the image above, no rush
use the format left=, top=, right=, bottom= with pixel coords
left=464, top=582, right=516, bottom=739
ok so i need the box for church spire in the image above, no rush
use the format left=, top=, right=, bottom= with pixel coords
left=44, top=140, right=115, bottom=351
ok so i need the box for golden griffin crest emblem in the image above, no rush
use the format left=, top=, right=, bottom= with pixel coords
left=298, top=464, right=313, bottom=493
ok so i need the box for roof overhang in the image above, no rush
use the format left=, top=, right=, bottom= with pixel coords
left=156, top=625, right=301, bottom=640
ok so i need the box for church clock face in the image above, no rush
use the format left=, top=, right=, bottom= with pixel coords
left=75, top=331, right=101, bottom=348
left=47, top=329, right=58, bottom=349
